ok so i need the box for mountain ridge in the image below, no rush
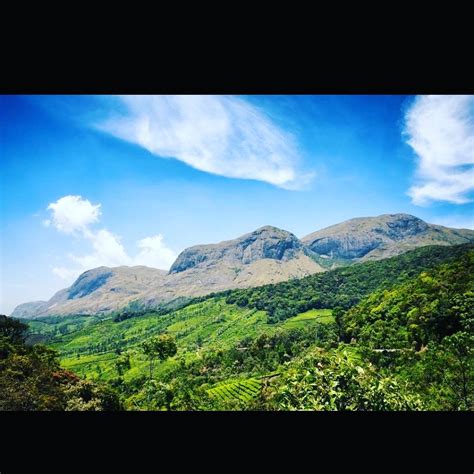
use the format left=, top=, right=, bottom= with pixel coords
left=302, top=213, right=474, bottom=262
left=11, top=213, right=474, bottom=318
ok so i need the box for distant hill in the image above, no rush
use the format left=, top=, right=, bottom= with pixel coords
left=12, top=266, right=167, bottom=319
left=11, top=214, right=474, bottom=318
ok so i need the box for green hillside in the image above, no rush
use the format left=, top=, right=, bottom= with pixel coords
left=20, top=243, right=473, bottom=411
left=224, top=243, right=474, bottom=322
left=27, top=298, right=331, bottom=386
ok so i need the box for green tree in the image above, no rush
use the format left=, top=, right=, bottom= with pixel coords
left=266, top=349, right=424, bottom=411
left=115, top=352, right=131, bottom=376
left=141, top=334, right=177, bottom=409
left=0, top=315, right=28, bottom=343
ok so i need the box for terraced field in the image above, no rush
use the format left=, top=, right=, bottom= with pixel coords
left=208, top=372, right=281, bottom=403
left=26, top=298, right=274, bottom=382
left=26, top=296, right=333, bottom=389
left=208, top=378, right=263, bottom=402
left=281, top=309, right=333, bottom=329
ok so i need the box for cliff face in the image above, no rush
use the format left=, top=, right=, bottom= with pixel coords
left=11, top=266, right=168, bottom=318
left=169, top=226, right=306, bottom=273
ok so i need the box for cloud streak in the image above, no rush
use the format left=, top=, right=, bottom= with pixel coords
left=46, top=195, right=177, bottom=282
left=98, top=95, right=312, bottom=189
left=403, top=95, right=474, bottom=205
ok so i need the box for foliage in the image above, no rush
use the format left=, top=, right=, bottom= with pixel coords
left=265, top=348, right=425, bottom=410
left=63, top=378, right=121, bottom=411
left=225, top=243, right=473, bottom=323
left=0, top=315, right=121, bottom=411
left=343, top=252, right=473, bottom=349
left=19, top=244, right=474, bottom=411
left=141, top=334, right=178, bottom=362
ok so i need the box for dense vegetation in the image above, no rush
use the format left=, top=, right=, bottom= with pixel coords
left=4, top=243, right=473, bottom=411
left=0, top=316, right=121, bottom=410
left=225, top=243, right=474, bottom=322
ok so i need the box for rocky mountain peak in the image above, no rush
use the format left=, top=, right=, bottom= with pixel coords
left=302, top=213, right=474, bottom=261
left=11, top=214, right=474, bottom=319
left=169, top=226, right=304, bottom=274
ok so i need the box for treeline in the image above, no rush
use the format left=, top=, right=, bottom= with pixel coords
left=342, top=252, right=474, bottom=349
left=223, top=244, right=474, bottom=322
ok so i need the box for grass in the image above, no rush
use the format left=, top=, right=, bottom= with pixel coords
left=280, top=309, right=334, bottom=329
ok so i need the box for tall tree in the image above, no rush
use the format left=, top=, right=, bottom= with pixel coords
left=141, top=334, right=177, bottom=409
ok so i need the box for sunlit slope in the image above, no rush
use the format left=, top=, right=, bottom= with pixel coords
left=29, top=298, right=330, bottom=382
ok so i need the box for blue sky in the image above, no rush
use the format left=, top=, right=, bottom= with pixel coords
left=1, top=94, right=473, bottom=314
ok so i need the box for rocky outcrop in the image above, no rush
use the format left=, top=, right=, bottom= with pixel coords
left=170, top=226, right=305, bottom=273
left=12, top=226, right=324, bottom=318
left=9, top=301, right=49, bottom=319
left=302, top=213, right=474, bottom=262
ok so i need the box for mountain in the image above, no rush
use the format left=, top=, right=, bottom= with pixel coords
left=302, top=213, right=474, bottom=263
left=8, top=300, right=50, bottom=319
left=169, top=226, right=308, bottom=273
left=12, top=226, right=323, bottom=318
left=11, top=215, right=474, bottom=319
left=138, top=226, right=323, bottom=308
left=12, top=266, right=167, bottom=319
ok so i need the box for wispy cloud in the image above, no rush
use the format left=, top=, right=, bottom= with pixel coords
left=98, top=95, right=312, bottom=190
left=46, top=195, right=177, bottom=282
left=403, top=95, right=474, bottom=205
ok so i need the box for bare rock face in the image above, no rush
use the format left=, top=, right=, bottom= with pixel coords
left=8, top=301, right=49, bottom=319
left=170, top=226, right=305, bottom=273
left=302, top=214, right=474, bottom=262
left=144, top=226, right=324, bottom=308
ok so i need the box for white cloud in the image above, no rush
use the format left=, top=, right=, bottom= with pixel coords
left=70, top=229, right=132, bottom=270
left=47, top=195, right=101, bottom=234
left=98, top=95, right=312, bottom=190
left=134, top=234, right=177, bottom=269
left=403, top=95, right=474, bottom=205
left=46, top=195, right=178, bottom=281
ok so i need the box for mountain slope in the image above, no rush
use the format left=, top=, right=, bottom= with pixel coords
left=170, top=226, right=308, bottom=273
left=302, top=213, right=474, bottom=263
left=225, top=243, right=474, bottom=322
left=12, top=215, right=474, bottom=319
left=12, top=266, right=168, bottom=319
left=12, top=226, right=323, bottom=318
left=140, top=226, right=323, bottom=307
